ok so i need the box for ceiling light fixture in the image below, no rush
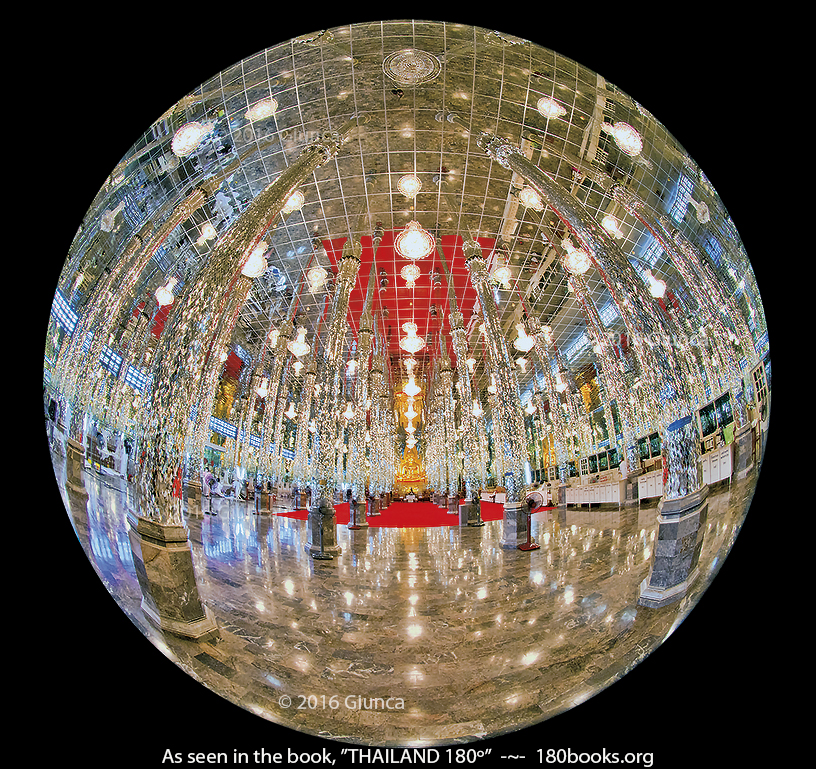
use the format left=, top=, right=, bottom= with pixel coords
left=536, top=96, right=567, bottom=119
left=601, top=214, right=624, bottom=238
left=255, top=377, right=270, bottom=399
left=171, top=121, right=210, bottom=157
left=513, top=323, right=535, bottom=352
left=645, top=269, right=667, bottom=298
left=400, top=263, right=421, bottom=288
left=285, top=402, right=297, bottom=420
left=287, top=326, right=311, bottom=358
left=155, top=276, right=178, bottom=307
left=399, top=321, right=426, bottom=354
left=403, top=373, right=422, bottom=398
left=307, top=265, right=328, bottom=292
left=601, top=121, right=643, bottom=157
left=562, top=239, right=592, bottom=275
left=281, top=190, right=305, bottom=214
left=518, top=186, right=544, bottom=211
left=394, top=221, right=435, bottom=260
left=241, top=241, right=268, bottom=278
left=398, top=174, right=422, bottom=198
left=245, top=97, right=278, bottom=122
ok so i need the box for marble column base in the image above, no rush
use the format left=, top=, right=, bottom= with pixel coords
left=500, top=502, right=528, bottom=548
left=638, top=485, right=709, bottom=608
left=467, top=497, right=485, bottom=526
left=127, top=512, right=218, bottom=640
left=447, top=495, right=459, bottom=514
left=65, top=437, right=88, bottom=496
left=348, top=500, right=369, bottom=529
left=734, top=423, right=754, bottom=480
left=305, top=503, right=342, bottom=558
left=551, top=483, right=567, bottom=507
left=367, top=497, right=380, bottom=517
left=186, top=480, right=202, bottom=516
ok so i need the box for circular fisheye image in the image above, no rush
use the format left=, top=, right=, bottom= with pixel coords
left=42, top=19, right=771, bottom=750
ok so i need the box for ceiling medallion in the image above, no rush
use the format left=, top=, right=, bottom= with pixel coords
left=383, top=49, right=442, bottom=86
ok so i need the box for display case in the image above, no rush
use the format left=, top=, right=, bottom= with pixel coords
left=638, top=436, right=650, bottom=461
left=649, top=432, right=661, bottom=457
left=598, top=452, right=609, bottom=472
left=588, top=454, right=598, bottom=473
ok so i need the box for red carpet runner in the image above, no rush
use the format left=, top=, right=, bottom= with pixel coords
left=276, top=500, right=553, bottom=528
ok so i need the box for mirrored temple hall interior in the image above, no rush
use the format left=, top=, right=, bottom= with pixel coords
left=42, top=20, right=772, bottom=748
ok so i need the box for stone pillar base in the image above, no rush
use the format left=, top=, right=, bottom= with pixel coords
left=305, top=504, right=342, bottom=558
left=65, top=437, right=88, bottom=495
left=348, top=500, right=369, bottom=529
left=127, top=513, right=219, bottom=640
left=467, top=497, right=485, bottom=526
left=638, top=485, right=709, bottom=608
left=186, top=480, right=202, bottom=516
left=367, top=497, right=380, bottom=517
left=500, top=501, right=527, bottom=548
left=447, top=495, right=459, bottom=514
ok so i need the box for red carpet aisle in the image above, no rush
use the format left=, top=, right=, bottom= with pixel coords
left=276, top=500, right=553, bottom=528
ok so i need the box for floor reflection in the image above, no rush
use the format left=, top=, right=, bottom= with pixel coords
left=51, top=449, right=755, bottom=745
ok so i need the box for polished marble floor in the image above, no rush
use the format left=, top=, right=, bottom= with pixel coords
left=49, top=448, right=759, bottom=746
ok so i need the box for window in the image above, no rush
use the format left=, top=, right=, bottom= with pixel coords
left=209, top=416, right=238, bottom=440
left=670, top=174, right=694, bottom=222
left=52, top=290, right=78, bottom=334
left=99, top=346, right=123, bottom=376
left=125, top=365, right=150, bottom=393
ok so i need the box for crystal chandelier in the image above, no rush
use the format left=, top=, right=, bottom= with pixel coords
left=196, top=221, right=217, bottom=246
left=155, top=276, right=178, bottom=307
left=562, top=239, right=592, bottom=275
left=343, top=402, right=354, bottom=420
left=307, top=265, right=328, bottom=292
left=491, top=259, right=512, bottom=288
left=400, top=263, right=421, bottom=288
left=281, top=190, right=305, bottom=214
left=287, top=326, right=311, bottom=358
left=394, top=221, right=435, bottom=260
left=536, top=96, right=567, bottom=119
left=516, top=357, right=528, bottom=372
left=171, top=121, right=210, bottom=157
left=398, top=174, right=422, bottom=198
left=242, top=242, right=268, bottom=278
left=601, top=121, right=643, bottom=157
left=518, top=186, right=544, bottom=211
left=245, top=97, right=278, bottom=122
left=404, top=375, right=422, bottom=398
left=601, top=214, right=624, bottom=238
left=399, top=321, right=426, bottom=354
left=256, top=377, right=270, bottom=399
left=645, top=269, right=667, bottom=298
left=513, top=323, right=535, bottom=352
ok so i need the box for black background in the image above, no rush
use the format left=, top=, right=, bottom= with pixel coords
left=30, top=7, right=787, bottom=767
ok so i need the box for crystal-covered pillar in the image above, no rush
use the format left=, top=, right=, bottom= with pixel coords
left=475, top=129, right=703, bottom=508
left=462, top=238, right=528, bottom=547
left=349, top=260, right=378, bottom=528
left=291, top=357, right=316, bottom=490
left=306, top=236, right=362, bottom=557
left=439, top=253, right=483, bottom=521
left=136, top=122, right=359, bottom=527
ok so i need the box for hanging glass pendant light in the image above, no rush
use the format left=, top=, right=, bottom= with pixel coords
left=400, top=263, right=421, bottom=288
left=518, top=186, right=544, bottom=211
left=242, top=241, right=268, bottom=278
left=281, top=190, right=305, bottom=214
left=601, top=214, right=624, bottom=238
left=245, top=97, right=278, bottom=122
left=155, top=276, right=178, bottom=307
left=399, top=321, right=426, bottom=354
left=171, top=121, right=210, bottom=157
left=343, top=402, right=354, bottom=420
left=645, top=269, right=667, bottom=298
left=601, top=121, right=643, bottom=157
left=394, top=221, right=435, bottom=260
left=404, top=374, right=421, bottom=398
left=287, top=326, right=311, bottom=358
left=513, top=322, right=535, bottom=352
left=285, top=402, right=297, bottom=420
left=491, top=257, right=512, bottom=288
left=256, top=377, right=270, bottom=399
left=307, top=265, right=328, bottom=292
left=536, top=96, right=566, bottom=119
left=562, top=239, right=592, bottom=275
left=398, top=174, right=422, bottom=198
left=472, top=399, right=484, bottom=417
